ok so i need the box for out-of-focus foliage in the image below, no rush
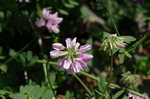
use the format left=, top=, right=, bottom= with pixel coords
left=11, top=84, right=54, bottom=99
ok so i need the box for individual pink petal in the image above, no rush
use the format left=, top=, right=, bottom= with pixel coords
left=46, top=21, right=53, bottom=30
left=58, top=59, right=72, bottom=70
left=42, top=9, right=50, bottom=19
left=35, top=18, right=45, bottom=27
left=54, top=17, right=63, bottom=24
left=79, top=44, right=92, bottom=52
left=77, top=58, right=87, bottom=69
left=79, top=53, right=93, bottom=62
left=48, top=12, right=58, bottom=20
left=50, top=50, right=66, bottom=58
left=71, top=37, right=77, bottom=47
left=119, top=41, right=126, bottom=48
left=62, top=60, right=72, bottom=69
left=75, top=61, right=84, bottom=72
left=51, top=25, right=60, bottom=33
left=58, top=59, right=64, bottom=67
left=52, top=43, right=65, bottom=50
left=46, top=21, right=60, bottom=33
left=51, top=17, right=63, bottom=25
left=65, top=38, right=72, bottom=48
left=69, top=59, right=87, bottom=72
left=48, top=12, right=63, bottom=24
left=69, top=63, right=79, bottom=72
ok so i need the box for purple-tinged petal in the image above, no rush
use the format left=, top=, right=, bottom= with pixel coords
left=71, top=37, right=77, bottom=47
left=77, top=58, right=87, bottom=69
left=35, top=18, right=45, bottom=27
left=69, top=63, right=79, bottom=72
left=48, top=12, right=63, bottom=24
left=51, top=25, right=60, bottom=33
left=52, top=43, right=65, bottom=50
left=65, top=38, right=72, bottom=48
left=46, top=21, right=60, bottom=33
left=62, top=60, right=72, bottom=69
left=52, top=17, right=63, bottom=25
left=79, top=44, right=92, bottom=52
left=48, top=12, right=58, bottom=19
left=46, top=21, right=53, bottom=30
left=54, top=17, right=63, bottom=24
left=69, top=59, right=86, bottom=72
left=79, top=53, right=93, bottom=62
left=42, top=9, right=50, bottom=19
left=58, top=60, right=64, bottom=67
left=119, top=41, right=126, bottom=48
left=50, top=50, right=67, bottom=58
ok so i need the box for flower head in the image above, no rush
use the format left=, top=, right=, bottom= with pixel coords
left=101, top=34, right=127, bottom=55
left=50, top=37, right=93, bottom=72
left=35, top=9, right=63, bottom=33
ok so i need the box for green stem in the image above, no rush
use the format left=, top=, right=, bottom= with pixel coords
left=109, top=51, right=113, bottom=80
left=73, top=73, right=92, bottom=96
left=42, top=63, right=55, bottom=97
left=43, top=63, right=51, bottom=88
left=107, top=0, right=120, bottom=35
left=95, top=90, right=108, bottom=99
left=128, top=33, right=150, bottom=52
left=2, top=37, right=37, bottom=64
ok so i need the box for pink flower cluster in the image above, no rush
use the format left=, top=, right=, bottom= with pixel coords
left=50, top=38, right=93, bottom=72
left=35, top=9, right=63, bottom=33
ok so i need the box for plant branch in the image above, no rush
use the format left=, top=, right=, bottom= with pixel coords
left=73, top=73, right=92, bottom=96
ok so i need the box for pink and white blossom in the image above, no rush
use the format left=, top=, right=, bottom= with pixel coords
left=35, top=9, right=63, bottom=33
left=50, top=37, right=93, bottom=72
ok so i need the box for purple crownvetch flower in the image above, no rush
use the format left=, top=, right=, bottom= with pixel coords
left=50, top=37, right=93, bottom=72
left=35, top=9, right=63, bottom=33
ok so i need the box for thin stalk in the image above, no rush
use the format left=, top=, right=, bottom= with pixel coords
left=73, top=73, right=92, bottom=96
left=107, top=0, right=120, bottom=35
left=43, top=63, right=51, bottom=88
left=3, top=37, right=37, bottom=64
left=43, top=63, right=55, bottom=97
left=128, top=33, right=150, bottom=52
left=38, top=35, right=55, bottom=97
left=109, top=51, right=113, bottom=80
left=95, top=90, right=108, bottom=99
left=105, top=51, right=114, bottom=96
